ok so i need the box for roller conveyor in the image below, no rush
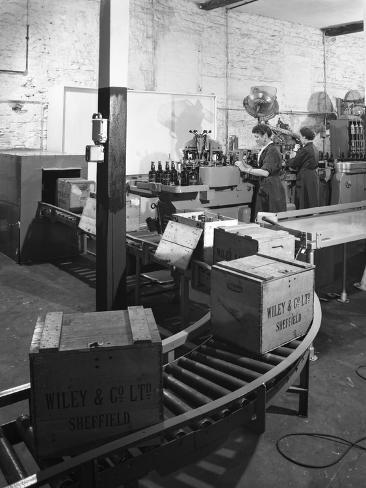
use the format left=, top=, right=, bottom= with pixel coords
left=0, top=295, right=321, bottom=488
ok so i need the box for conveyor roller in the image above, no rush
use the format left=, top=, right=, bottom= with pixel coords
left=0, top=294, right=321, bottom=488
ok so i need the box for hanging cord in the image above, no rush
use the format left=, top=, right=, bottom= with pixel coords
left=277, top=365, right=366, bottom=467
left=276, top=433, right=366, bottom=469
left=355, top=365, right=366, bottom=380
left=322, top=32, right=328, bottom=157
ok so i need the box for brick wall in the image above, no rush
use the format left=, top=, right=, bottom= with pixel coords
left=0, top=0, right=99, bottom=149
left=0, top=0, right=364, bottom=153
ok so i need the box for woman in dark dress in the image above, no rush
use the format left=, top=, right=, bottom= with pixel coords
left=235, top=124, right=287, bottom=219
left=288, top=127, right=319, bottom=209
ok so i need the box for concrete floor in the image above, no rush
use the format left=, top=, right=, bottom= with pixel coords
left=0, top=251, right=366, bottom=488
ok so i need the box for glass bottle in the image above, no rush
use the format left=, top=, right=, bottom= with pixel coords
left=156, top=161, right=163, bottom=183
left=163, top=161, right=171, bottom=186
left=170, top=161, right=178, bottom=185
left=148, top=161, right=156, bottom=182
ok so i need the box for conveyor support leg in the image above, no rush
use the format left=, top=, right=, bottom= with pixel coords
left=287, top=355, right=310, bottom=417
left=0, top=427, right=27, bottom=483
left=249, top=384, right=266, bottom=434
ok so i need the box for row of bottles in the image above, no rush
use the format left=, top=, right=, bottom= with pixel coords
left=148, top=161, right=200, bottom=186
left=319, top=150, right=366, bottom=163
left=348, top=120, right=365, bottom=157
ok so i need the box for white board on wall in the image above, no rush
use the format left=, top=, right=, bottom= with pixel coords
left=127, top=90, right=216, bottom=175
left=48, top=87, right=216, bottom=176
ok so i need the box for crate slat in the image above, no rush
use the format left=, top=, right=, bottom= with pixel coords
left=128, top=307, right=152, bottom=344
left=39, top=312, right=63, bottom=351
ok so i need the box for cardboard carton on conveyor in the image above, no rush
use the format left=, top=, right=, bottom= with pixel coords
left=57, top=178, right=95, bottom=213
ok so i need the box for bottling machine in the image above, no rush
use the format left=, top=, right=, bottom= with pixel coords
left=133, top=129, right=255, bottom=231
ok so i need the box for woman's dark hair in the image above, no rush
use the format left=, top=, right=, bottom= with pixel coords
left=300, top=127, right=315, bottom=140
left=252, top=124, right=272, bottom=137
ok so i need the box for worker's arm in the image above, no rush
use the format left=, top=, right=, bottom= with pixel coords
left=235, top=160, right=269, bottom=178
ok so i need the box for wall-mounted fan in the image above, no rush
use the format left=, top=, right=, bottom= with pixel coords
left=343, top=89, right=365, bottom=116
left=243, top=86, right=279, bottom=121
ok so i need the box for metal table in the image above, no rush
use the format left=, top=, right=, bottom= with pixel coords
left=260, top=201, right=366, bottom=302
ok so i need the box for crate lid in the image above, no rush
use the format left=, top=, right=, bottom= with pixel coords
left=33, top=307, right=160, bottom=353
left=221, top=223, right=259, bottom=233
left=215, top=254, right=313, bottom=281
left=227, top=226, right=290, bottom=239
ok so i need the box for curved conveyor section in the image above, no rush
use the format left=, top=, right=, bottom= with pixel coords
left=0, top=294, right=321, bottom=488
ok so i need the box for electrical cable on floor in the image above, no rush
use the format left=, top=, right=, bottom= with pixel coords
left=276, top=433, right=366, bottom=468
left=355, top=365, right=366, bottom=381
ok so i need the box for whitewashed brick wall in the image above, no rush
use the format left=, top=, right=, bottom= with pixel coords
left=0, top=0, right=99, bottom=149
left=0, top=0, right=364, bottom=152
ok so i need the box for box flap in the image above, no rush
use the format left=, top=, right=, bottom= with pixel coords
left=154, top=220, right=203, bottom=271
left=78, top=196, right=96, bottom=235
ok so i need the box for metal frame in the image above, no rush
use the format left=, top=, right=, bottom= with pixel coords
left=260, top=201, right=366, bottom=299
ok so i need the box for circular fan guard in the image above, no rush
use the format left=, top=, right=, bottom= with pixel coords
left=243, top=86, right=279, bottom=120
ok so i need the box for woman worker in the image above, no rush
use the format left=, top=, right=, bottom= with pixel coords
left=235, top=124, right=286, bottom=220
left=287, top=127, right=319, bottom=209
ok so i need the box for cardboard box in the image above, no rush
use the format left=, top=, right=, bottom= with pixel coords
left=57, top=178, right=95, bottom=213
left=211, top=254, right=314, bottom=354
left=126, top=194, right=141, bottom=232
left=77, top=194, right=142, bottom=235
left=29, top=306, right=162, bottom=458
left=78, top=196, right=96, bottom=235
left=213, top=224, right=295, bottom=263
left=172, top=211, right=238, bottom=264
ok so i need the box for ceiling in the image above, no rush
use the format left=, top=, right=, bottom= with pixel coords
left=202, top=0, right=364, bottom=29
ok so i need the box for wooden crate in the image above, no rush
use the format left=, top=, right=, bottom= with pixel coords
left=172, top=211, right=238, bottom=264
left=213, top=224, right=295, bottom=263
left=211, top=254, right=314, bottom=354
left=57, top=178, right=95, bottom=213
left=29, top=306, right=162, bottom=458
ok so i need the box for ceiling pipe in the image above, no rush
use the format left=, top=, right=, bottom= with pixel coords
left=199, top=0, right=258, bottom=11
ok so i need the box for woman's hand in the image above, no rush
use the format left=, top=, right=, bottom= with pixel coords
left=235, top=160, right=253, bottom=173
